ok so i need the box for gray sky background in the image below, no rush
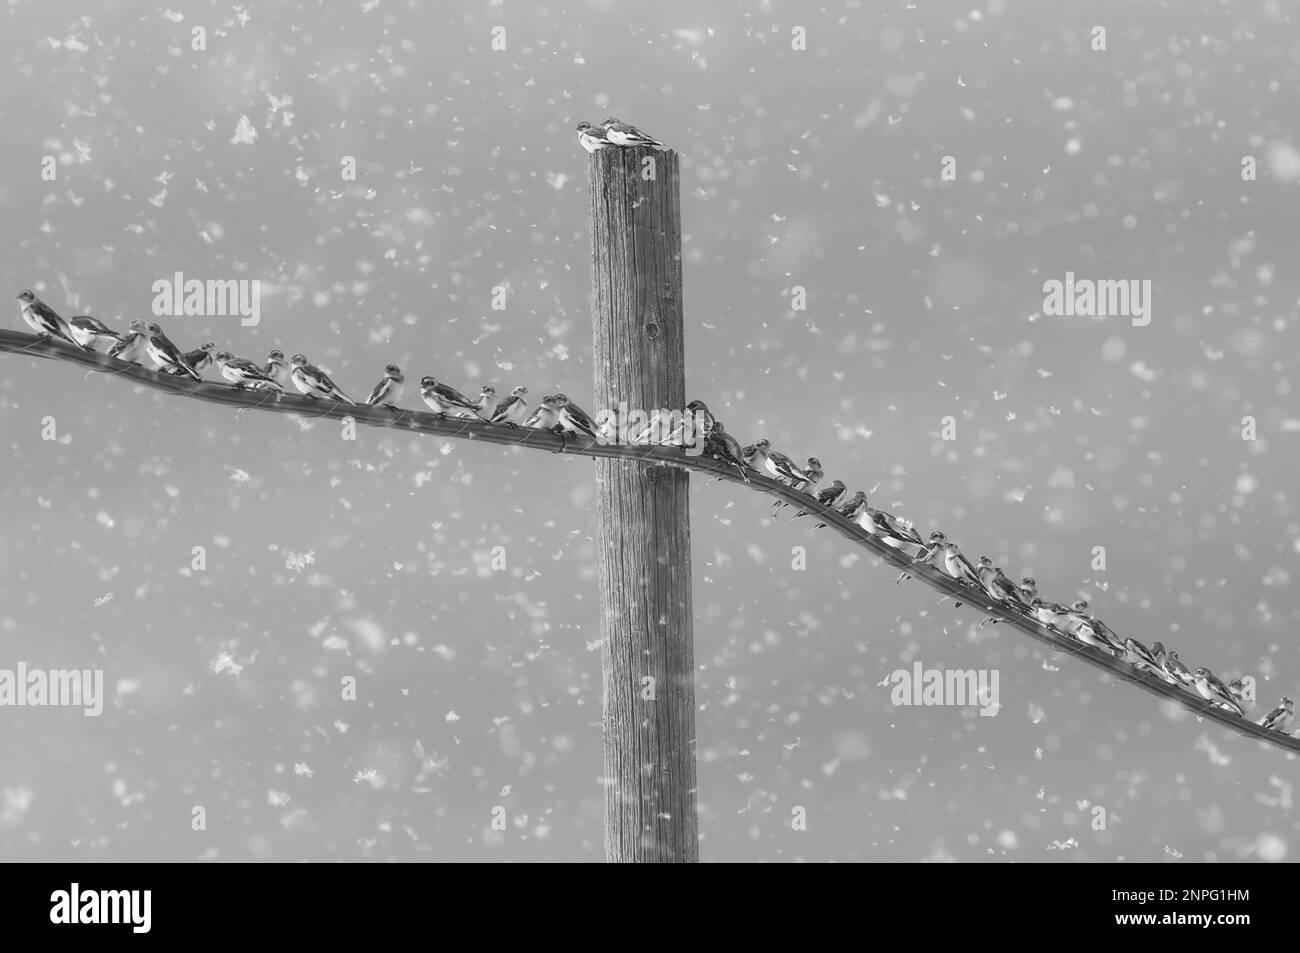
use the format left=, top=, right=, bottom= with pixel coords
left=2, top=0, right=1299, bottom=861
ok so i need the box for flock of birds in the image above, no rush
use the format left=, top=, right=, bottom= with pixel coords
left=16, top=260, right=1297, bottom=739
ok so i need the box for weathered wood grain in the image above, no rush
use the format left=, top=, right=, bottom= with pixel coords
left=588, top=146, right=699, bottom=862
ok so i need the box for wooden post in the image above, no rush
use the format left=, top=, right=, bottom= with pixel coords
left=587, top=146, right=698, bottom=863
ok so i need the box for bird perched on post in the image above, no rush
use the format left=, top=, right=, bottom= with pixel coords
left=17, top=290, right=88, bottom=350
left=420, top=376, right=480, bottom=418
left=575, top=121, right=612, bottom=153
left=523, top=396, right=561, bottom=430
left=290, top=354, right=352, bottom=402
left=364, top=364, right=405, bottom=409
left=145, top=323, right=201, bottom=380
left=600, top=117, right=667, bottom=149
left=264, top=349, right=291, bottom=388
left=215, top=351, right=282, bottom=391
left=1193, top=668, right=1246, bottom=717
left=68, top=314, right=123, bottom=351
left=491, top=385, right=529, bottom=426
left=1258, top=697, right=1294, bottom=732
left=553, top=394, right=599, bottom=438
left=107, top=320, right=149, bottom=362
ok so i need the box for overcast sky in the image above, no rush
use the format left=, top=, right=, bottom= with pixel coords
left=2, top=0, right=1299, bottom=862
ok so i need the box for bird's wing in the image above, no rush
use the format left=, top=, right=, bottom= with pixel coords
left=434, top=382, right=477, bottom=407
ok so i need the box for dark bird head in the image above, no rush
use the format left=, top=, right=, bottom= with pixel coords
left=385, top=364, right=401, bottom=376
left=929, top=531, right=947, bottom=543
left=17, top=290, right=35, bottom=303
left=215, top=351, right=232, bottom=363
left=807, top=457, right=821, bottom=469
left=575, top=121, right=594, bottom=133
left=753, top=438, right=771, bottom=452
left=420, top=376, right=437, bottom=389
left=686, top=399, right=709, bottom=413
left=480, top=385, right=496, bottom=397
left=1283, top=697, right=1294, bottom=706
left=553, top=394, right=570, bottom=406
left=200, top=342, right=216, bottom=352
left=268, top=348, right=284, bottom=360
left=1193, top=667, right=1211, bottom=679
left=1071, top=599, right=1090, bottom=612
left=830, top=479, right=845, bottom=490
left=146, top=322, right=163, bottom=334
left=1021, top=576, right=1036, bottom=588
left=978, top=556, right=993, bottom=569
left=291, top=354, right=308, bottom=367
left=711, top=420, right=726, bottom=433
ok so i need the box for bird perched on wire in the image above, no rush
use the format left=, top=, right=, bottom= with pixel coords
left=107, top=320, right=149, bottom=362
left=1149, top=640, right=1168, bottom=670
left=600, top=117, right=667, bottom=149
left=895, top=530, right=946, bottom=584
left=1227, top=678, right=1254, bottom=711
left=1162, top=651, right=1195, bottom=686
left=264, top=349, right=291, bottom=388
left=553, top=394, right=599, bottom=438
left=1258, top=697, right=1294, bottom=732
left=471, top=385, right=497, bottom=419
left=365, top=364, right=405, bottom=409
left=794, top=479, right=845, bottom=517
left=490, top=386, right=529, bottom=426
left=523, top=396, right=561, bottom=430
left=702, top=420, right=749, bottom=482
left=420, top=375, right=481, bottom=418
left=290, top=354, right=352, bottom=403
left=68, top=314, right=123, bottom=351
left=1123, top=637, right=1175, bottom=682
left=145, top=323, right=201, bottom=380
left=812, top=489, right=865, bottom=529
left=1060, top=601, right=1125, bottom=657
left=773, top=456, right=823, bottom=513
left=575, top=121, right=612, bottom=153
left=178, top=342, right=216, bottom=374
left=215, top=351, right=283, bottom=391
left=17, top=290, right=88, bottom=350
left=745, top=439, right=810, bottom=486
left=1193, top=668, right=1246, bottom=717
left=860, top=500, right=926, bottom=552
